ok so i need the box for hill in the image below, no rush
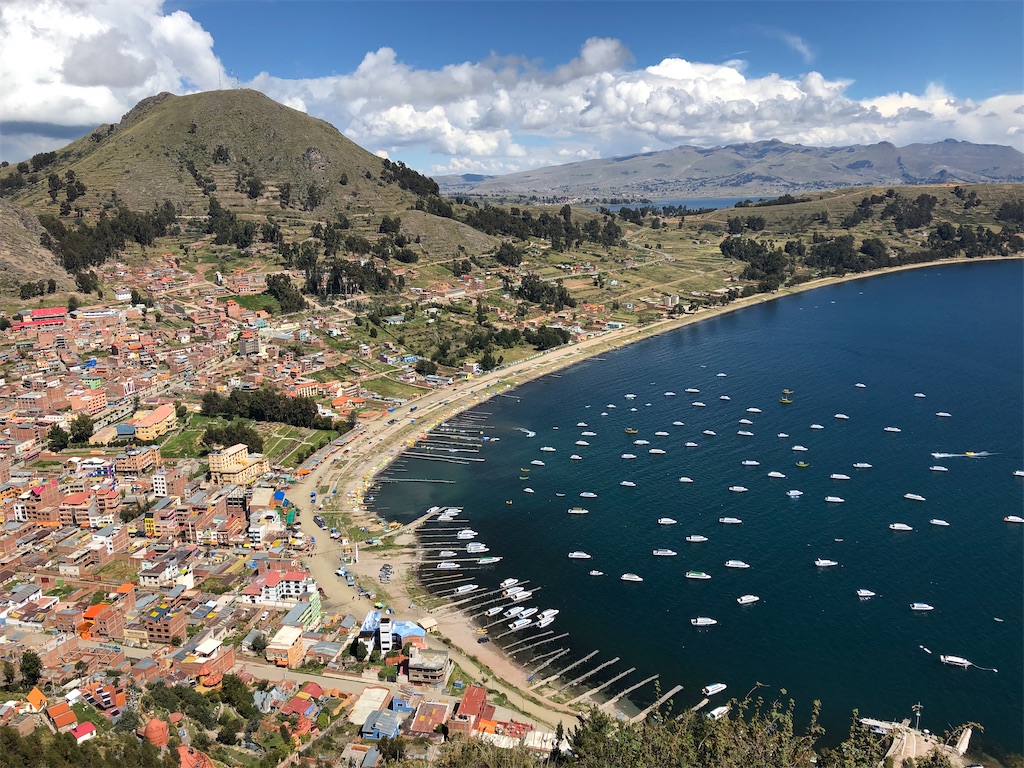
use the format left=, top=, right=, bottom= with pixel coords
left=436, top=139, right=1024, bottom=199
left=0, top=199, right=76, bottom=294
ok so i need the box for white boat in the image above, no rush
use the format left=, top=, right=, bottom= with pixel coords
left=777, top=432, right=790, bottom=438
left=834, top=413, right=849, bottom=420
left=830, top=473, right=851, bottom=481
left=736, top=595, right=760, bottom=605
left=728, top=485, right=748, bottom=493
left=478, top=556, right=503, bottom=565
left=466, top=542, right=489, bottom=553
left=454, top=584, right=479, bottom=594
left=853, top=462, right=872, bottom=469
left=825, top=496, right=845, bottom=503
left=580, top=491, right=597, bottom=498
left=575, top=440, right=590, bottom=446
left=741, top=460, right=760, bottom=466
left=685, top=388, right=700, bottom=394
left=664, top=391, right=676, bottom=397
left=530, top=460, right=545, bottom=466
left=929, top=519, right=950, bottom=526
left=499, top=578, right=519, bottom=589
left=658, top=517, right=678, bottom=525
left=621, top=453, right=637, bottom=459
left=702, top=682, right=728, bottom=696
left=883, top=426, right=902, bottom=433
left=504, top=585, right=525, bottom=596
left=792, top=445, right=808, bottom=452
left=855, top=383, right=867, bottom=388
left=747, top=407, right=762, bottom=414
left=738, top=418, right=754, bottom=425
left=536, top=616, right=556, bottom=628
left=815, top=558, right=839, bottom=567
left=620, top=480, right=636, bottom=487
left=620, top=573, right=644, bottom=582
left=692, top=402, right=706, bottom=408
left=582, top=431, right=597, bottom=436
left=485, top=606, right=503, bottom=616
left=540, top=446, right=556, bottom=452
left=719, top=517, right=742, bottom=525
left=910, top=602, right=934, bottom=611
left=1016, top=470, right=1024, bottom=477
left=510, top=590, right=533, bottom=602
left=767, top=471, right=786, bottom=479
left=540, top=609, right=559, bottom=618
left=904, top=493, right=926, bottom=502
left=724, top=560, right=750, bottom=569
left=678, top=476, right=694, bottom=483
left=672, top=420, right=685, bottom=426
left=654, top=430, right=670, bottom=437
left=568, top=551, right=592, bottom=559
left=588, top=570, right=604, bottom=576
left=702, top=429, right=716, bottom=436
left=439, top=550, right=457, bottom=558
left=504, top=606, right=524, bottom=618
left=1004, top=515, right=1024, bottom=524
left=568, top=507, right=589, bottom=515
left=508, top=618, right=532, bottom=630
left=686, top=570, right=711, bottom=580
left=810, top=424, right=824, bottom=430
left=929, top=465, right=948, bottom=472
left=518, top=607, right=538, bottom=619
left=691, top=617, right=717, bottom=626
left=737, top=430, right=754, bottom=437
left=856, top=589, right=876, bottom=598
left=708, top=705, right=730, bottom=720
left=685, top=441, right=699, bottom=447
left=936, top=412, right=952, bottom=418
left=523, top=488, right=534, bottom=493
left=720, top=395, right=731, bottom=401
left=570, top=454, right=582, bottom=461
left=940, top=655, right=972, bottom=668
left=653, top=548, right=678, bottom=557
left=686, top=535, right=709, bottom=543
left=889, top=523, right=913, bottom=531
left=786, top=490, right=803, bottom=498
left=577, top=422, right=588, bottom=427
left=457, top=529, right=479, bottom=539
left=914, top=393, right=926, bottom=398
left=717, top=372, right=727, bottom=377
left=648, top=448, right=666, bottom=455
left=555, top=493, right=566, bottom=497
left=625, top=393, right=636, bottom=399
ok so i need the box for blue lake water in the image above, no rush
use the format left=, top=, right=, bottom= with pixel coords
left=370, top=259, right=1024, bottom=756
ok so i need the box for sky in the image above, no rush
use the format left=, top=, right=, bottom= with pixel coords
left=2, top=0, right=1022, bottom=175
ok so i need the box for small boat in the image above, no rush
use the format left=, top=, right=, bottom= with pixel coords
left=504, top=585, right=525, bottom=596
left=486, top=606, right=503, bottom=616
left=889, top=523, right=913, bottom=531
left=625, top=428, right=639, bottom=434
left=708, top=705, right=730, bottom=720
left=853, top=462, right=872, bottom=469
left=658, top=517, right=678, bottom=525
left=856, top=589, right=876, bottom=598
left=625, top=393, right=636, bottom=399
left=679, top=476, right=694, bottom=483
left=936, top=412, right=952, bottom=418
left=621, top=453, right=637, bottom=460
left=929, top=465, right=948, bottom=472
left=741, top=460, right=760, bottom=466
left=810, top=424, right=824, bottom=430
left=570, top=454, right=582, bottom=461
left=737, top=430, right=754, bottom=437
left=929, top=519, right=950, bottom=527
left=904, top=493, right=926, bottom=502
left=478, top=556, right=503, bottom=564
left=702, top=429, right=716, bottom=436
left=664, top=391, right=676, bottom=397
left=508, top=618, right=532, bottom=630
left=518, top=607, right=538, bottom=619
left=457, top=529, right=479, bottom=539
left=555, top=492, right=566, bottom=497
left=685, top=388, right=700, bottom=394
left=588, top=570, right=604, bottom=576
left=437, top=562, right=460, bottom=570
left=439, top=550, right=457, bottom=558
left=536, top=616, right=555, bottom=628
left=830, top=473, right=851, bottom=481
left=795, top=461, right=810, bottom=468
left=692, top=402, right=707, bottom=408
left=738, top=418, right=753, bottom=425
left=720, top=395, right=731, bottom=401
left=499, top=578, right=519, bottom=589
left=531, top=460, right=545, bottom=466
left=792, top=445, right=808, bottom=452
left=777, top=432, right=790, bottom=438
left=648, top=448, right=666, bottom=455
left=454, top=584, right=478, bottom=594
left=728, top=486, right=748, bottom=493
left=510, top=590, right=533, bottom=602
left=466, top=542, right=489, bottom=553
left=747, top=407, right=762, bottom=414
left=910, top=602, right=935, bottom=611
left=504, top=606, right=524, bottom=618
left=1016, top=470, right=1024, bottom=477
left=620, top=573, right=644, bottom=582
left=724, top=560, right=750, bottom=569
left=834, top=413, right=849, bottom=420
left=914, top=392, right=926, bottom=398
left=736, top=595, right=760, bottom=605
left=653, top=548, right=678, bottom=557
left=702, top=682, right=728, bottom=696
left=767, top=471, right=786, bottom=478
left=672, top=420, right=685, bottom=426
left=883, top=426, right=902, bottom=433
left=580, top=491, right=597, bottom=498
left=855, top=383, right=867, bottom=388
left=523, top=488, right=534, bottom=493
left=786, top=490, right=803, bottom=498
left=691, top=617, right=717, bottom=626
left=815, top=558, right=839, bottom=567
left=1004, top=515, right=1024, bottom=524
left=582, top=431, right=597, bottom=436
left=686, top=535, right=709, bottom=543
left=568, top=551, right=592, bottom=559
left=717, top=373, right=728, bottom=378
left=780, top=396, right=793, bottom=404
left=568, top=507, right=589, bottom=515
left=541, top=446, right=556, bottom=452
left=577, top=422, right=588, bottom=427
left=719, top=517, right=742, bottom=525
left=575, top=440, right=590, bottom=446
left=939, top=655, right=972, bottom=668
left=825, top=496, right=845, bottom=503
left=654, top=431, right=669, bottom=437
left=620, top=480, right=636, bottom=487
left=685, top=441, right=699, bottom=447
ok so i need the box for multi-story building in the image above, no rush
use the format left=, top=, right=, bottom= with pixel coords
left=133, top=404, right=176, bottom=442
left=143, top=602, right=187, bottom=645
left=114, top=446, right=160, bottom=475
left=240, top=569, right=318, bottom=606
left=208, top=443, right=269, bottom=486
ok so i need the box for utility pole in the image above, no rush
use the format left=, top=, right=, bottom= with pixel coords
left=912, top=702, right=923, bottom=730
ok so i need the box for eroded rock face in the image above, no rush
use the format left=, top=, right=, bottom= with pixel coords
left=301, top=147, right=332, bottom=174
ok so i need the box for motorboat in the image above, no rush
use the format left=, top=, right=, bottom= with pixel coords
left=702, top=430, right=716, bottom=436
left=856, top=589, right=876, bottom=598
left=929, top=465, right=948, bottom=472
left=504, top=585, right=525, bottom=596
left=536, top=616, right=556, bottom=628
left=577, top=422, right=588, bottom=427
left=485, top=606, right=503, bottom=616
left=691, top=617, right=717, bottom=626
left=929, top=519, right=950, bottom=526
left=830, top=473, right=851, bottom=481
left=728, top=486, right=748, bottom=493
left=437, top=562, right=460, bottom=570
left=632, top=438, right=649, bottom=445
left=741, top=460, right=760, bottom=466
left=457, top=529, right=479, bottom=539
left=940, top=655, right=972, bottom=668
left=568, top=551, right=592, bottom=559
left=814, top=558, right=839, bottom=567
left=621, top=453, right=637, bottom=460
left=936, top=412, right=952, bottom=418
left=738, top=418, right=754, bottom=425
left=720, top=395, right=731, bottom=401
left=466, top=542, right=489, bottom=553
left=708, top=705, right=730, bottom=720
left=736, top=595, right=760, bottom=605
left=692, top=402, right=707, bottom=408
left=853, top=462, right=872, bottom=469
left=686, top=535, right=709, bottom=542
left=454, top=584, right=479, bottom=595
left=499, top=578, right=519, bottom=589
left=792, top=445, right=808, bottom=452
left=685, top=442, right=699, bottom=448
left=737, top=430, right=754, bottom=437
left=834, top=413, right=849, bottom=420
left=620, top=573, right=644, bottom=582
left=747, top=407, right=762, bottom=414
left=478, top=556, right=503, bottom=564
left=786, top=490, right=803, bottom=498
left=825, top=496, right=845, bottom=503
left=523, top=488, right=534, bottom=494
left=810, top=424, right=824, bottom=430
left=625, top=427, right=639, bottom=434
left=508, top=618, right=532, bottom=630
left=889, top=523, right=913, bottom=531
left=575, top=440, right=590, bottom=446
left=439, top=550, right=457, bottom=558
left=914, top=392, right=926, bottom=398
left=719, top=517, right=742, bottom=525
left=796, top=461, right=810, bottom=468
left=679, top=476, right=694, bottom=483
left=570, top=454, right=583, bottom=461
left=724, top=560, right=750, bottom=569
left=620, top=480, right=637, bottom=487
left=510, top=590, right=533, bottom=602
left=664, top=391, right=676, bottom=397
left=582, top=431, right=597, bottom=436
left=530, top=460, right=545, bottom=466
left=580, top=491, right=597, bottom=498
left=717, top=372, right=728, bottom=377
left=883, top=426, right=902, bottom=433
left=541, top=446, right=556, bottom=452
left=1004, top=515, right=1024, bottom=524
left=685, top=388, right=700, bottom=394
left=658, top=517, right=678, bottom=525
left=504, top=606, right=524, bottom=618
left=518, top=607, right=538, bottom=619
left=910, top=602, right=935, bottom=611
left=648, top=448, right=667, bottom=455
left=904, top=493, right=926, bottom=502
left=568, top=507, right=589, bottom=515
left=653, top=548, right=678, bottom=557
left=588, top=570, right=604, bottom=576
left=777, top=432, right=790, bottom=438
left=702, top=682, right=728, bottom=696
left=673, top=420, right=685, bottom=426
left=1016, top=470, right=1024, bottom=477
left=625, top=393, right=636, bottom=399
left=767, top=471, right=786, bottom=479
left=654, top=431, right=670, bottom=437
left=855, top=383, right=867, bottom=388
left=540, top=610, right=562, bottom=620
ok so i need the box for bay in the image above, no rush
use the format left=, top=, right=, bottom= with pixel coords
left=370, top=260, right=1024, bottom=756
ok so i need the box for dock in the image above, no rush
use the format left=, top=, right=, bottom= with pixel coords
left=533, top=650, right=597, bottom=688
left=601, top=674, right=659, bottom=713
left=528, top=648, right=570, bottom=676
left=630, top=684, right=684, bottom=723
left=557, top=656, right=620, bottom=692
left=509, top=632, right=569, bottom=656
left=568, top=666, right=635, bottom=705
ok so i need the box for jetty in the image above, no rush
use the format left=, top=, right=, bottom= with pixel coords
left=630, top=684, right=684, bottom=723
left=557, top=656, right=621, bottom=692
left=528, top=648, right=570, bottom=677
left=533, top=650, right=598, bottom=688
left=568, top=666, right=636, bottom=705
left=509, top=632, right=570, bottom=656
left=601, top=674, right=659, bottom=713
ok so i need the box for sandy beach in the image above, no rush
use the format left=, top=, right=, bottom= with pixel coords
left=290, top=254, right=1017, bottom=726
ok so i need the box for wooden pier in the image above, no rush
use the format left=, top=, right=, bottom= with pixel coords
left=630, top=684, right=683, bottom=723
left=533, top=650, right=598, bottom=688
left=528, top=648, right=569, bottom=676
left=557, top=656, right=620, bottom=693
left=509, top=632, right=569, bottom=656
left=568, top=666, right=636, bottom=705
left=601, top=674, right=659, bottom=713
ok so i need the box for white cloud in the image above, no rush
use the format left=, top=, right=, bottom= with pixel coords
left=782, top=33, right=814, bottom=64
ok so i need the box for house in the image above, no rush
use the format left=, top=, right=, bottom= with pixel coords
left=407, top=648, right=452, bottom=689
left=46, top=700, right=77, bottom=731
left=407, top=701, right=450, bottom=736
left=24, top=687, right=46, bottom=713
left=70, top=722, right=97, bottom=744
left=359, top=708, right=404, bottom=740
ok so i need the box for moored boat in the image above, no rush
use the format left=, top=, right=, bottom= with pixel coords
left=568, top=551, right=591, bottom=559
left=508, top=617, right=532, bottom=630
left=625, top=427, right=639, bottom=434
left=620, top=480, right=636, bottom=487
left=454, top=584, right=478, bottom=595
left=653, top=548, right=678, bottom=557
left=936, top=411, right=952, bottom=418
left=485, top=606, right=503, bottom=616
left=741, top=460, right=760, bottom=466
left=702, top=682, right=728, bottom=696
left=692, top=402, right=706, bottom=408
left=621, top=453, right=637, bottom=459
left=702, top=429, right=716, bottom=436
left=883, top=426, right=902, bottom=433
left=686, top=570, right=711, bottom=580
left=929, top=465, right=948, bottom=472
left=437, top=562, right=460, bottom=570
left=724, top=560, right=750, bottom=569
left=678, top=476, right=694, bottom=483
left=815, top=558, right=839, bottom=567
left=737, top=430, right=754, bottom=436
left=1004, top=515, right=1024, bottom=523
left=719, top=517, right=742, bottom=524
left=904, top=493, right=926, bottom=502
left=478, top=556, right=503, bottom=564
left=929, top=519, right=950, bottom=527
left=825, top=496, right=845, bottom=503
left=686, top=535, right=709, bottom=542
left=830, top=473, right=851, bottom=480
left=580, top=491, right=597, bottom=498
left=691, top=616, right=717, bottom=626
left=767, top=471, right=786, bottom=478
left=588, top=570, right=604, bottom=576
left=939, top=655, right=972, bottom=668
left=728, top=485, right=748, bottom=493
left=540, top=446, right=556, bottom=452
left=570, top=454, right=582, bottom=461
left=834, top=413, right=849, bottom=420
left=786, top=490, right=803, bottom=497
left=856, top=589, right=876, bottom=598
left=889, top=522, right=913, bottom=531
left=658, top=517, right=678, bottom=525
left=620, top=573, right=644, bottom=582
left=910, top=602, right=934, bottom=611
left=853, top=462, right=872, bottom=469
left=499, top=578, right=519, bottom=589
left=736, top=595, right=760, bottom=605
left=568, top=507, right=589, bottom=515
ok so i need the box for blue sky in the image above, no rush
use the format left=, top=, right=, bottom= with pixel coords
left=3, top=1, right=1022, bottom=173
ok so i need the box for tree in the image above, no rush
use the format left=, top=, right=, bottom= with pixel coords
left=66, top=294, right=80, bottom=312
left=2, top=660, right=15, bottom=689
left=46, top=425, right=70, bottom=452
left=414, top=358, right=438, bottom=376
left=250, top=633, right=268, bottom=655
left=20, top=650, right=42, bottom=687
left=68, top=413, right=94, bottom=443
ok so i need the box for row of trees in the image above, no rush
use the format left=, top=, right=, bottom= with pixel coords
left=200, top=388, right=335, bottom=431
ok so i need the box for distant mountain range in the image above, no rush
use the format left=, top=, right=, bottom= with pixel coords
left=435, top=139, right=1024, bottom=199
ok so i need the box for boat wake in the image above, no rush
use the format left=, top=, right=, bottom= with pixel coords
left=930, top=451, right=994, bottom=459
left=516, top=428, right=537, bottom=438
